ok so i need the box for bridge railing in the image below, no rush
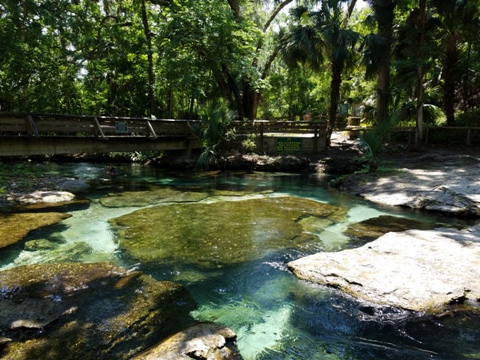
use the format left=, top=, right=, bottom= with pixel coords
left=0, top=113, right=199, bottom=139
left=231, top=120, right=329, bottom=136
left=0, top=113, right=329, bottom=138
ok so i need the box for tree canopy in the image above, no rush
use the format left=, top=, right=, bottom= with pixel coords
left=1, top=0, right=480, bottom=128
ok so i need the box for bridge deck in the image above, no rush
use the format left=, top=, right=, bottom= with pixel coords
left=0, top=113, right=329, bottom=156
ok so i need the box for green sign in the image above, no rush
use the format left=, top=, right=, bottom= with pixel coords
left=115, top=121, right=129, bottom=134
left=339, top=103, right=349, bottom=115
left=276, top=137, right=303, bottom=154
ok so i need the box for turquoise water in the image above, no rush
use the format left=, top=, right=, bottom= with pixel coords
left=2, top=162, right=479, bottom=359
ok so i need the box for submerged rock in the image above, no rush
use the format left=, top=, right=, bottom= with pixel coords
left=99, top=186, right=209, bottom=207
left=0, top=262, right=197, bottom=359
left=288, top=226, right=480, bottom=314
left=42, top=241, right=93, bottom=262
left=110, top=196, right=347, bottom=267
left=0, top=212, right=71, bottom=249
left=132, top=323, right=241, bottom=360
left=56, top=179, right=90, bottom=193
left=344, top=215, right=439, bottom=242
left=24, top=239, right=58, bottom=251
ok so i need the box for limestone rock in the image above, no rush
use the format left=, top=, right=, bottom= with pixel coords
left=18, top=190, right=75, bottom=204
left=132, top=323, right=241, bottom=360
left=288, top=226, right=480, bottom=314
left=0, top=262, right=197, bottom=359
left=0, top=212, right=71, bottom=249
left=110, top=196, right=347, bottom=267
left=344, top=164, right=480, bottom=217
left=11, top=198, right=90, bottom=212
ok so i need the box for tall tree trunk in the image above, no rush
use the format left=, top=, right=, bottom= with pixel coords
left=242, top=82, right=259, bottom=120
left=141, top=0, right=156, bottom=117
left=415, top=0, right=427, bottom=148
left=372, top=0, right=396, bottom=125
left=443, top=33, right=459, bottom=126
left=328, top=63, right=342, bottom=144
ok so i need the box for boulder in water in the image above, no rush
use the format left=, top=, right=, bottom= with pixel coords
left=288, top=226, right=480, bottom=314
left=132, top=323, right=241, bottom=360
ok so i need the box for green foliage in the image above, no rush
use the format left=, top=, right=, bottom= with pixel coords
left=455, top=109, right=480, bottom=126
left=193, top=100, right=237, bottom=170
left=0, top=162, right=44, bottom=192
left=359, top=107, right=407, bottom=171
left=242, top=134, right=257, bottom=153
left=1, top=0, right=480, bottom=138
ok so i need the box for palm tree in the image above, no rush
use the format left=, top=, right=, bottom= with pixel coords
left=431, top=0, right=480, bottom=126
left=282, top=0, right=360, bottom=141
left=364, top=0, right=397, bottom=125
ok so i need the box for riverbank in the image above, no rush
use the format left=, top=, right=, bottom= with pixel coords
left=326, top=134, right=480, bottom=218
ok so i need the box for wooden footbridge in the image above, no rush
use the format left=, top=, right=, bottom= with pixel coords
left=0, top=112, right=329, bottom=156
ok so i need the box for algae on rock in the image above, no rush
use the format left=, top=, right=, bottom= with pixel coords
left=110, top=196, right=347, bottom=268
left=0, top=212, right=71, bottom=249
left=0, top=262, right=197, bottom=359
left=99, top=186, right=209, bottom=207
left=344, top=215, right=439, bottom=243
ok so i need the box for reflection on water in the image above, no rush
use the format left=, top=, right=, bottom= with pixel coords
left=1, top=162, right=479, bottom=360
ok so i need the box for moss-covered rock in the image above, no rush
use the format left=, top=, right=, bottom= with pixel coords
left=344, top=215, right=439, bottom=243
left=0, top=212, right=71, bottom=249
left=99, top=184, right=273, bottom=208
left=0, top=262, right=197, bottom=359
left=24, top=239, right=58, bottom=251
left=110, top=196, right=347, bottom=268
left=99, top=186, right=209, bottom=207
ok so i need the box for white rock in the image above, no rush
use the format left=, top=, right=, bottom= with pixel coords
left=288, top=226, right=480, bottom=313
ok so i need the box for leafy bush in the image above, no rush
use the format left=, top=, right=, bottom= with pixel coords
left=241, top=134, right=257, bottom=153
left=455, top=109, right=480, bottom=127
left=359, top=108, right=407, bottom=172
left=192, top=100, right=237, bottom=170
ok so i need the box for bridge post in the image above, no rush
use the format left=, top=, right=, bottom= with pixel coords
left=313, top=123, right=318, bottom=153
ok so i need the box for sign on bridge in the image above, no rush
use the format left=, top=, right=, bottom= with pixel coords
left=115, top=121, right=129, bottom=134
left=275, top=137, right=303, bottom=154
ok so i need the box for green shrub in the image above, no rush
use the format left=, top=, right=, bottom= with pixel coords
left=192, top=100, right=237, bottom=170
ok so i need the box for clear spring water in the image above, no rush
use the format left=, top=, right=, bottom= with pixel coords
left=2, top=162, right=479, bottom=360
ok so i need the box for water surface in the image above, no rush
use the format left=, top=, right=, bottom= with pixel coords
left=1, top=162, right=479, bottom=360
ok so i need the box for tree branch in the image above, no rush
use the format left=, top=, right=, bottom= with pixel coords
left=263, top=0, right=294, bottom=32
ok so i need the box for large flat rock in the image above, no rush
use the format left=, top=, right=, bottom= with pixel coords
left=110, top=196, right=347, bottom=268
left=288, top=226, right=480, bottom=313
